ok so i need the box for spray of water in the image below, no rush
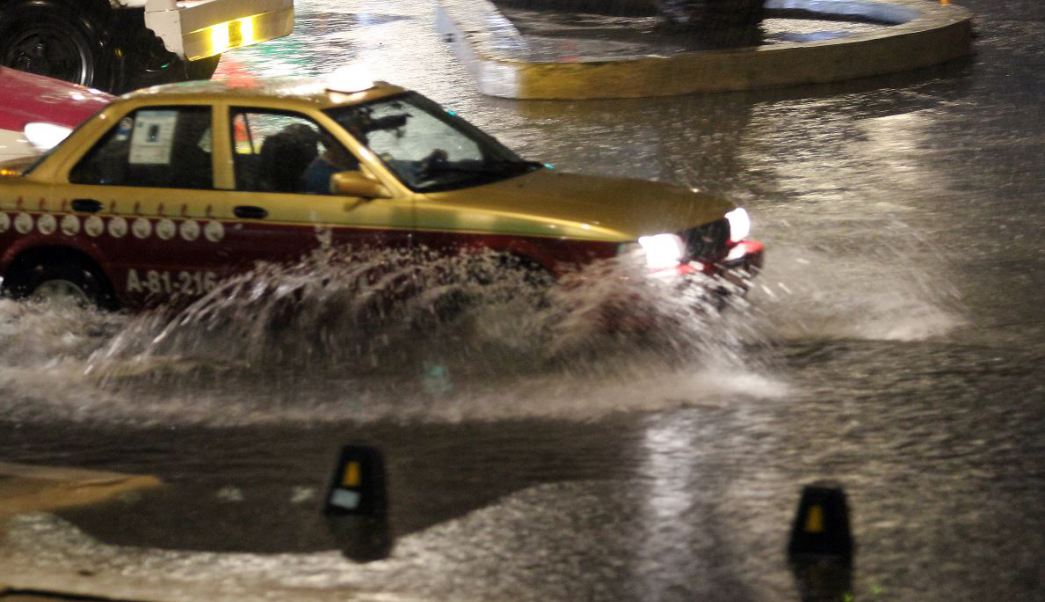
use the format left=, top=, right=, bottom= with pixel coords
left=0, top=225, right=969, bottom=425
left=745, top=220, right=966, bottom=342
left=94, top=250, right=701, bottom=370
left=0, top=247, right=783, bottom=424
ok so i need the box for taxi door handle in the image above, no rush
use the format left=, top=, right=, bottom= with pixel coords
left=72, top=199, right=103, bottom=213
left=234, top=205, right=268, bottom=219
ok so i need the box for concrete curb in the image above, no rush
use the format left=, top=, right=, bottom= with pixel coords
left=0, top=463, right=161, bottom=600
left=0, top=591, right=136, bottom=601
left=435, top=0, right=974, bottom=99
left=0, top=462, right=161, bottom=521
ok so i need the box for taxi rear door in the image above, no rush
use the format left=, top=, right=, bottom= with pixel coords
left=57, top=103, right=234, bottom=307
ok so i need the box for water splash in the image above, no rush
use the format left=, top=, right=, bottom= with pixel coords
left=0, top=248, right=777, bottom=425
left=745, top=231, right=965, bottom=342
left=89, top=247, right=742, bottom=378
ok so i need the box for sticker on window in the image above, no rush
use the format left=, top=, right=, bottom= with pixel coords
left=129, top=110, right=178, bottom=165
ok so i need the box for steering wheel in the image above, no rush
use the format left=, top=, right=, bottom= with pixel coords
left=417, top=149, right=449, bottom=179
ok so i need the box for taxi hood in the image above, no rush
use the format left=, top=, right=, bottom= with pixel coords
left=421, top=169, right=736, bottom=242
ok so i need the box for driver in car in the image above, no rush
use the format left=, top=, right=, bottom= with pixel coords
left=303, top=132, right=361, bottom=194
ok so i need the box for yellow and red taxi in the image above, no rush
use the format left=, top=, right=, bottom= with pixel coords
left=0, top=74, right=763, bottom=310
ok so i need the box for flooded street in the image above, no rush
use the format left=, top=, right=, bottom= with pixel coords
left=0, top=1, right=1042, bottom=600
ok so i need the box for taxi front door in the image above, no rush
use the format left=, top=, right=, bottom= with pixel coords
left=216, top=108, right=413, bottom=276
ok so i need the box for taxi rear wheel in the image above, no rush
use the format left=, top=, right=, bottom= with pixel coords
left=4, top=255, right=118, bottom=310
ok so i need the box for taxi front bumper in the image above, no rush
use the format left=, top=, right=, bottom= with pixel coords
left=667, top=238, right=765, bottom=282
left=717, top=239, right=764, bottom=278
left=682, top=238, right=764, bottom=306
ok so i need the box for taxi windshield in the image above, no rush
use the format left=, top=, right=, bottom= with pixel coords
left=325, top=92, right=541, bottom=192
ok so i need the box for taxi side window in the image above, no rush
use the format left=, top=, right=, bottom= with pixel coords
left=70, top=106, right=213, bottom=189
left=230, top=109, right=359, bottom=195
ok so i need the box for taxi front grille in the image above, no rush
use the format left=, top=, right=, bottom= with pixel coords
left=682, top=218, right=730, bottom=261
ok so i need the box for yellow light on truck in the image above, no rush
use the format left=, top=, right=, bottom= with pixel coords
left=210, top=22, right=230, bottom=54
left=237, top=17, right=256, bottom=45
left=206, top=16, right=257, bottom=55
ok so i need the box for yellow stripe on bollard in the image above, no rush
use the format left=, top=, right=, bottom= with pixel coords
left=805, top=505, right=825, bottom=533
left=341, top=461, right=361, bottom=488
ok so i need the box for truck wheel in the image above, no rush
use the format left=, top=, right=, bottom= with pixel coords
left=4, top=256, right=118, bottom=310
left=116, top=29, right=221, bottom=92
left=185, top=54, right=221, bottom=80
left=0, top=1, right=111, bottom=88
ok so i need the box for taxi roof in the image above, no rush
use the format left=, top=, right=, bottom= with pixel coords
left=119, top=77, right=408, bottom=110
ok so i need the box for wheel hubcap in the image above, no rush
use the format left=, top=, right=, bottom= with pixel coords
left=32, top=279, right=91, bottom=306
left=3, top=26, right=91, bottom=85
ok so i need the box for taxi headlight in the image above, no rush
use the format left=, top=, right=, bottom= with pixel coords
left=634, top=233, right=686, bottom=269
left=725, top=207, right=751, bottom=242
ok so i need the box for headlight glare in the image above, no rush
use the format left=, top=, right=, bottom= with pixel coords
left=637, top=233, right=686, bottom=269
left=725, top=207, right=751, bottom=242
left=24, top=122, right=73, bottom=151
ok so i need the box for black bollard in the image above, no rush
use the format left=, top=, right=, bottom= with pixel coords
left=324, top=445, right=393, bottom=562
left=788, top=482, right=854, bottom=561
left=324, top=445, right=387, bottom=517
left=788, top=482, right=855, bottom=602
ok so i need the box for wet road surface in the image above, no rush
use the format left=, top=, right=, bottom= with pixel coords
left=0, top=1, right=1042, bottom=600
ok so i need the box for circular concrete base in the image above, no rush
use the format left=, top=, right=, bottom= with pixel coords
left=436, top=0, right=974, bottom=99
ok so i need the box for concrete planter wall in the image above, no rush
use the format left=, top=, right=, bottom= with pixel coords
left=437, top=0, right=974, bottom=99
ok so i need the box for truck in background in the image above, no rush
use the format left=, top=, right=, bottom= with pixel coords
left=0, top=0, right=294, bottom=93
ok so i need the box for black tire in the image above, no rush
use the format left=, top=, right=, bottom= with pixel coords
left=3, top=254, right=118, bottom=310
left=0, top=0, right=113, bottom=88
left=117, top=46, right=221, bottom=92
left=185, top=54, right=221, bottom=80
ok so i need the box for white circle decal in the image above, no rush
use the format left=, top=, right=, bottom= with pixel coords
left=132, top=218, right=152, bottom=239
left=156, top=218, right=176, bottom=241
left=60, top=214, right=81, bottom=236
left=0, top=213, right=9, bottom=233
left=84, top=215, right=104, bottom=237
left=204, top=221, right=225, bottom=243
left=37, top=214, right=56, bottom=235
left=180, top=220, right=200, bottom=242
left=108, top=216, right=128, bottom=238
left=14, top=213, right=33, bottom=234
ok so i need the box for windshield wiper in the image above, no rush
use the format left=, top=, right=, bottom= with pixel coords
left=488, top=159, right=545, bottom=170
left=430, top=159, right=542, bottom=176
left=413, top=156, right=545, bottom=190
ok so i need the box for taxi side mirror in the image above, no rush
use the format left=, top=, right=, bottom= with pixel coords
left=331, top=171, right=391, bottom=199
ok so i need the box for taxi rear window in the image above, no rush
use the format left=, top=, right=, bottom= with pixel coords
left=69, top=106, right=214, bottom=190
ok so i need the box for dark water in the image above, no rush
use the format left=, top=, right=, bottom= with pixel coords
left=503, top=9, right=888, bottom=57
left=0, top=1, right=1042, bottom=600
